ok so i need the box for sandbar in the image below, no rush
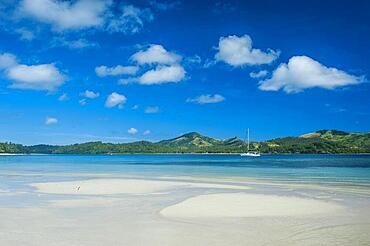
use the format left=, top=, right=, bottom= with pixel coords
left=31, top=178, right=250, bottom=195
left=160, top=193, right=344, bottom=218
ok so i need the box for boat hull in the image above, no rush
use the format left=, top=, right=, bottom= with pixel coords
left=240, top=152, right=261, bottom=157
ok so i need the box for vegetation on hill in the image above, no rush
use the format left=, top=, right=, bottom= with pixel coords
left=0, top=142, right=26, bottom=153
left=0, top=130, right=369, bottom=154
left=259, top=130, right=370, bottom=154
left=157, top=132, right=246, bottom=153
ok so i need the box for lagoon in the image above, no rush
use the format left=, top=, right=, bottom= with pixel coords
left=1, top=154, right=369, bottom=245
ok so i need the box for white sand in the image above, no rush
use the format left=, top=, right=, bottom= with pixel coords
left=32, top=179, right=176, bottom=195
left=2, top=177, right=369, bottom=246
left=48, top=197, right=124, bottom=207
left=31, top=178, right=250, bottom=195
left=160, top=193, right=344, bottom=218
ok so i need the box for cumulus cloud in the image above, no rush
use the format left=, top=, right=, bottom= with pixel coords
left=0, top=53, right=17, bottom=69
left=131, top=44, right=181, bottom=65
left=95, top=65, right=138, bottom=77
left=80, top=90, right=99, bottom=99
left=215, top=35, right=280, bottom=66
left=187, top=94, right=225, bottom=104
left=0, top=52, right=66, bottom=91
left=258, top=56, right=364, bottom=93
left=250, top=70, right=268, bottom=78
left=143, top=130, right=151, bottom=135
left=18, top=0, right=109, bottom=31
left=138, top=65, right=185, bottom=84
left=120, top=44, right=185, bottom=85
left=145, top=106, right=160, bottom=113
left=127, top=127, right=138, bottom=135
left=6, top=63, right=65, bottom=91
left=105, top=92, right=126, bottom=108
left=107, top=5, right=153, bottom=34
left=45, top=117, right=58, bottom=125
left=120, top=65, right=185, bottom=85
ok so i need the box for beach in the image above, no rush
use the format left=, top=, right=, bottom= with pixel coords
left=1, top=0, right=369, bottom=244
left=0, top=154, right=369, bottom=245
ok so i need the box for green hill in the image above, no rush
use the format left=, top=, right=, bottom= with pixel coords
left=260, top=130, right=370, bottom=154
left=0, top=142, right=27, bottom=153
left=157, top=132, right=247, bottom=153
left=0, top=130, right=369, bottom=154
left=158, top=132, right=222, bottom=147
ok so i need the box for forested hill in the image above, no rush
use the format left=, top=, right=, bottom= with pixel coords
left=0, top=130, right=369, bottom=154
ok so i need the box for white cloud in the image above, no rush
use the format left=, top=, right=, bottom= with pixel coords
left=145, top=106, right=160, bottom=113
left=131, top=44, right=181, bottom=65
left=184, top=55, right=202, bottom=67
left=250, top=70, right=268, bottom=78
left=58, top=93, right=68, bottom=101
left=51, top=37, right=99, bottom=49
left=215, top=35, right=280, bottom=66
left=0, top=52, right=66, bottom=91
left=15, top=1, right=166, bottom=35
left=186, top=55, right=202, bottom=64
left=121, top=44, right=186, bottom=86
left=132, top=104, right=139, bottom=110
left=95, top=65, right=138, bottom=77
left=139, top=65, right=185, bottom=84
left=79, top=99, right=87, bottom=106
left=18, top=0, right=109, bottom=31
left=107, top=5, right=153, bottom=34
left=15, top=28, right=35, bottom=41
left=127, top=127, right=138, bottom=135
left=203, top=59, right=216, bottom=68
left=7, top=63, right=65, bottom=91
left=105, top=92, right=127, bottom=108
left=187, top=94, right=225, bottom=104
left=0, top=53, right=17, bottom=69
left=45, top=117, right=58, bottom=125
left=143, top=130, right=151, bottom=135
left=258, top=56, right=364, bottom=93
left=120, top=65, right=185, bottom=85
left=80, top=90, right=99, bottom=99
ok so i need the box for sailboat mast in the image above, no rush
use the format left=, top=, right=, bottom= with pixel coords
left=247, top=128, right=250, bottom=151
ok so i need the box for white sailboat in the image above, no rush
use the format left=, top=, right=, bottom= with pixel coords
left=240, top=128, right=261, bottom=157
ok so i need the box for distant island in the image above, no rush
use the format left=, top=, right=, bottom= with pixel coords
left=1, top=130, right=369, bottom=154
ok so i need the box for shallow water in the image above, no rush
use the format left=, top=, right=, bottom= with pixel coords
left=1, top=154, right=370, bottom=185
left=0, top=154, right=369, bottom=246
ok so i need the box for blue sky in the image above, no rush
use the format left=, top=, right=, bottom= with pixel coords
left=0, top=0, right=369, bottom=145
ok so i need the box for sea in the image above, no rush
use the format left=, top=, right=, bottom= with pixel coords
left=1, top=154, right=370, bottom=245
left=1, top=154, right=370, bottom=189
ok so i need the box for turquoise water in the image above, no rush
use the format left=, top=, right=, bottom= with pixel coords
left=1, top=154, right=370, bottom=246
left=1, top=154, right=370, bottom=187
